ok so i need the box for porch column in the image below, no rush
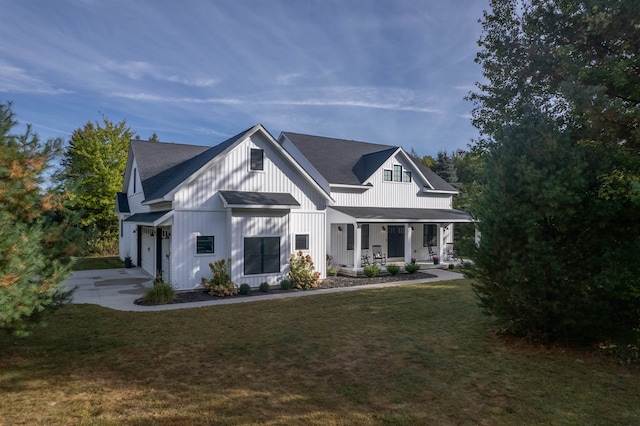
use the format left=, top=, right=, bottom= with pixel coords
left=437, top=225, right=445, bottom=261
left=404, top=224, right=413, bottom=264
left=353, top=223, right=362, bottom=271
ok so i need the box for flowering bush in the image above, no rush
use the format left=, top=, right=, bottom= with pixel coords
left=289, top=251, right=320, bottom=289
left=201, top=258, right=238, bottom=296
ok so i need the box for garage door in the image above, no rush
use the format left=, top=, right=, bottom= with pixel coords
left=140, top=226, right=156, bottom=276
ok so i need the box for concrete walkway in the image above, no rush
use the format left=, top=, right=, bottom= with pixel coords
left=63, top=267, right=465, bottom=312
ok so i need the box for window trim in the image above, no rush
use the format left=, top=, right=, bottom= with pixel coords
left=361, top=224, right=369, bottom=250
left=295, top=234, right=309, bottom=251
left=250, top=148, right=264, bottom=171
left=244, top=236, right=280, bottom=275
left=423, top=224, right=437, bottom=248
left=196, top=235, right=215, bottom=255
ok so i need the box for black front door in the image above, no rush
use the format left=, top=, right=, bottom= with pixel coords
left=387, top=225, right=405, bottom=258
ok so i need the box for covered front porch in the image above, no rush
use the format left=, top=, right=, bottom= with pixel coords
left=327, top=206, right=474, bottom=273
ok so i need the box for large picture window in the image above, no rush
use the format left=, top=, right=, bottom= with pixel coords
left=244, top=237, right=280, bottom=275
left=423, top=224, right=437, bottom=247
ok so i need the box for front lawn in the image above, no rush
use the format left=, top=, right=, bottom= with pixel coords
left=72, top=256, right=124, bottom=271
left=1, top=279, right=638, bottom=424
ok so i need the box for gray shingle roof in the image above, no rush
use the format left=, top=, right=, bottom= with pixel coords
left=281, top=132, right=456, bottom=192
left=132, top=126, right=254, bottom=202
left=124, top=210, right=172, bottom=224
left=219, top=191, right=300, bottom=207
left=329, top=206, right=473, bottom=222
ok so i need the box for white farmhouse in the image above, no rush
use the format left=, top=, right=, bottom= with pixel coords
left=116, top=124, right=472, bottom=289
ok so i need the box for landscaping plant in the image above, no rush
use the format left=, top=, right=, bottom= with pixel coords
left=289, top=251, right=320, bottom=289
left=201, top=258, right=238, bottom=296
left=363, top=265, right=380, bottom=278
left=143, top=282, right=176, bottom=304
left=385, top=264, right=400, bottom=276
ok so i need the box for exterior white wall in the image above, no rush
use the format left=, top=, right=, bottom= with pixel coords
left=289, top=211, right=326, bottom=278
left=330, top=153, right=453, bottom=209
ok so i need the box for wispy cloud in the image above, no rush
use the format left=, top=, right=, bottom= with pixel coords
left=102, top=61, right=219, bottom=87
left=0, top=63, right=71, bottom=94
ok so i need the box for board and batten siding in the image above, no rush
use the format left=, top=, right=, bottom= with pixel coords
left=330, top=153, right=453, bottom=209
left=169, top=210, right=229, bottom=289
left=173, top=133, right=327, bottom=212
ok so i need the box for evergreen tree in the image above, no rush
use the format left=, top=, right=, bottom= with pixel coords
left=61, top=117, right=134, bottom=253
left=467, top=0, right=640, bottom=345
left=0, top=102, right=82, bottom=336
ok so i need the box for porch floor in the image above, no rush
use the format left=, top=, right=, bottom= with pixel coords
left=337, top=258, right=464, bottom=277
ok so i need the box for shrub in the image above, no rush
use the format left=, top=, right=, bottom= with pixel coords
left=289, top=251, right=320, bottom=289
left=143, top=282, right=176, bottom=304
left=280, top=279, right=293, bottom=290
left=448, top=263, right=455, bottom=270
left=327, top=266, right=338, bottom=276
left=239, top=283, right=251, bottom=295
left=259, top=282, right=270, bottom=293
left=386, top=264, right=400, bottom=276
left=363, top=265, right=380, bottom=278
left=201, top=258, right=238, bottom=297
left=404, top=263, right=420, bottom=274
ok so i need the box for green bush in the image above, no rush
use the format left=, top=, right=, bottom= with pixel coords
left=259, top=282, right=270, bottom=293
left=201, top=258, right=238, bottom=297
left=363, top=265, right=380, bottom=278
left=280, top=279, right=293, bottom=290
left=404, top=263, right=420, bottom=274
left=143, top=283, right=176, bottom=305
left=327, top=266, right=338, bottom=276
left=448, top=263, right=455, bottom=270
left=239, top=283, right=251, bottom=295
left=289, top=251, right=320, bottom=289
left=386, top=264, right=400, bottom=276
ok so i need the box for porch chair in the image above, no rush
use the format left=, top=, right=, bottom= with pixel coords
left=427, top=244, right=436, bottom=260
left=361, top=251, right=371, bottom=266
left=372, top=245, right=386, bottom=265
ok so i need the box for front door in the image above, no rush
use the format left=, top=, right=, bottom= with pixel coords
left=387, top=225, right=405, bottom=258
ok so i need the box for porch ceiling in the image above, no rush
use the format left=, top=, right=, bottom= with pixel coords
left=329, top=206, right=473, bottom=223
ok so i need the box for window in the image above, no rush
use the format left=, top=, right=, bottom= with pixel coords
left=393, top=165, right=402, bottom=182
left=295, top=234, right=309, bottom=250
left=361, top=224, right=369, bottom=249
left=196, top=236, right=215, bottom=254
left=347, top=224, right=354, bottom=250
left=244, top=237, right=280, bottom=274
left=403, top=170, right=412, bottom=182
left=250, top=148, right=264, bottom=170
left=383, top=169, right=392, bottom=181
left=423, top=224, right=437, bottom=247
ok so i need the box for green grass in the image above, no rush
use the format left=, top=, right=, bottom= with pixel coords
left=1, top=279, right=638, bottom=425
left=72, top=256, right=124, bottom=271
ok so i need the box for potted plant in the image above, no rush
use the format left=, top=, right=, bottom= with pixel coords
left=124, top=254, right=132, bottom=268
left=432, top=255, right=440, bottom=265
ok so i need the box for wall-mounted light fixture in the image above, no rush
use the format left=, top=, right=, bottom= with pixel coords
left=382, top=226, right=386, bottom=231
left=338, top=226, right=342, bottom=232
left=150, top=230, right=155, bottom=237
left=410, top=226, right=414, bottom=230
left=133, top=229, right=136, bottom=234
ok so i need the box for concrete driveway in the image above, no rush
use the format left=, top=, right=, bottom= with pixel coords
left=63, top=267, right=465, bottom=312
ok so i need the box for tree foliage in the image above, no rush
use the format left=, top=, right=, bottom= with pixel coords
left=467, top=0, right=640, bottom=345
left=0, top=102, right=82, bottom=336
left=61, top=117, right=134, bottom=253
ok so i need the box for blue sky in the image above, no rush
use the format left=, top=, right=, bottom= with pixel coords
left=0, top=0, right=489, bottom=157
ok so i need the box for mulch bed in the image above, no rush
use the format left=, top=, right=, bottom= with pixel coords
left=134, top=271, right=438, bottom=306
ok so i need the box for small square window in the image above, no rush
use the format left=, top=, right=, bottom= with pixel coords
left=393, top=165, right=402, bottom=182
left=250, top=149, right=264, bottom=171
left=197, top=236, right=214, bottom=254
left=295, top=234, right=309, bottom=250
left=383, top=169, right=392, bottom=181
left=403, top=170, right=412, bottom=182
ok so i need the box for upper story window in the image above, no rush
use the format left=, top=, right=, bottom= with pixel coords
left=133, top=168, right=137, bottom=192
left=403, top=170, right=412, bottom=182
left=250, top=148, right=264, bottom=171
left=384, top=169, right=392, bottom=181
left=393, top=165, right=402, bottom=182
